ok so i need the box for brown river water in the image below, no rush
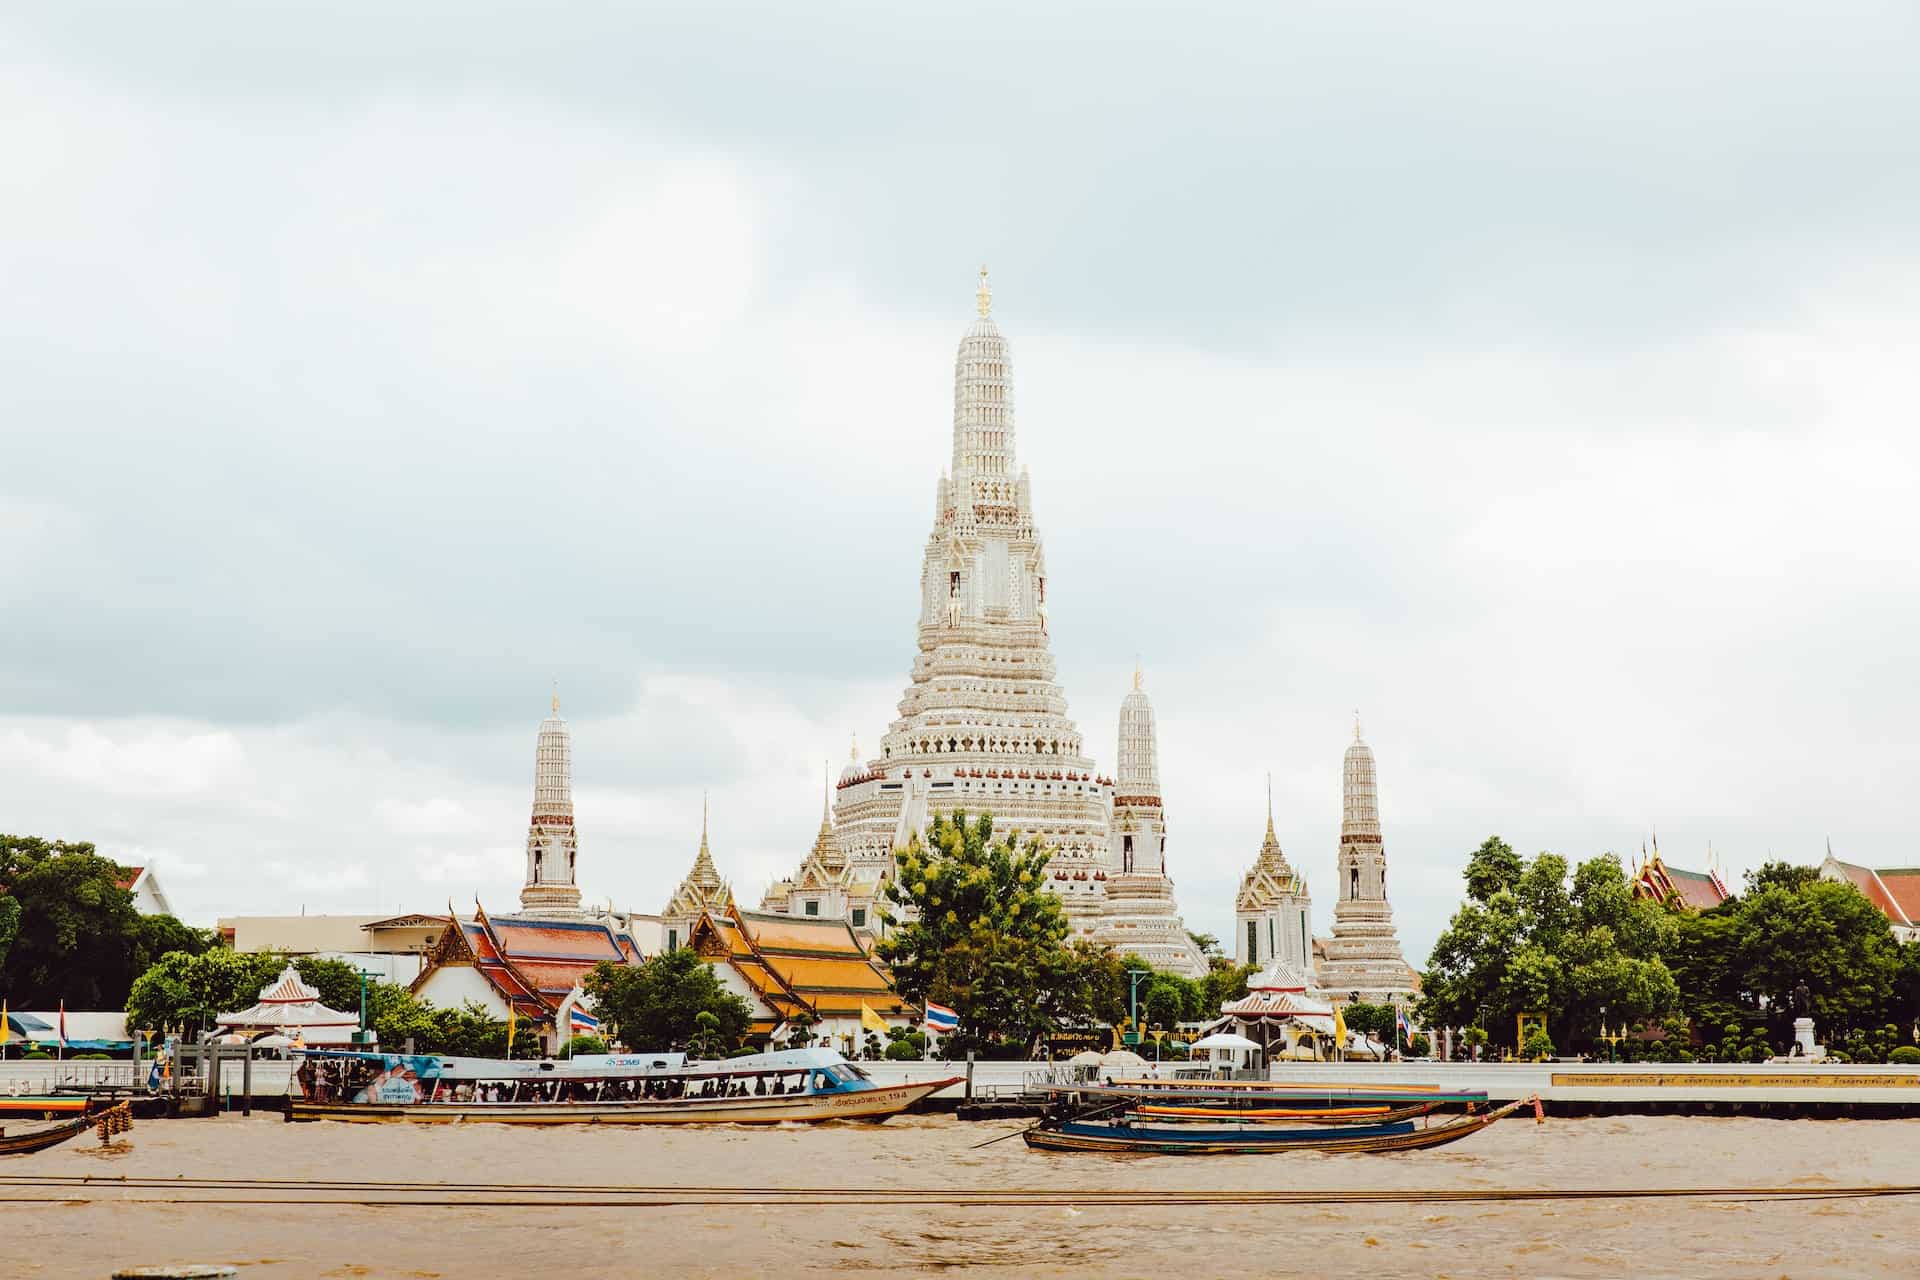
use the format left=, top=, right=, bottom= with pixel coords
left=6, top=1112, right=1917, bottom=1278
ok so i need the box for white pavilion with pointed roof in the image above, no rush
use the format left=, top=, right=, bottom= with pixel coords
left=825, top=268, right=1116, bottom=935
left=215, top=963, right=361, bottom=1044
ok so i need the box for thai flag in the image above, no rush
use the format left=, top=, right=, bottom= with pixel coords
left=1395, top=1006, right=1412, bottom=1048
left=923, top=1002, right=959, bottom=1034
left=569, top=1007, right=600, bottom=1034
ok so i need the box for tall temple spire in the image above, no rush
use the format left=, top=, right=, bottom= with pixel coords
left=1099, top=661, right=1204, bottom=976
left=1320, top=721, right=1413, bottom=1004
left=1115, top=666, right=1160, bottom=794
left=822, top=268, right=1111, bottom=940
left=520, top=693, right=583, bottom=917
left=950, top=266, right=1019, bottom=486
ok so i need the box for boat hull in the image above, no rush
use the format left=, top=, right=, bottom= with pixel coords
left=0, top=1114, right=91, bottom=1156
left=1133, top=1100, right=1445, bottom=1124
left=1024, top=1098, right=1529, bottom=1155
left=288, top=1077, right=962, bottom=1125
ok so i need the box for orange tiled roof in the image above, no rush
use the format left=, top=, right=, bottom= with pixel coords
left=1829, top=859, right=1910, bottom=926
left=1872, top=869, right=1920, bottom=926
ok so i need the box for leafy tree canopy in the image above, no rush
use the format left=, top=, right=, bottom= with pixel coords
left=125, top=949, right=282, bottom=1038
left=2, top=835, right=212, bottom=1008
left=876, top=812, right=1121, bottom=1057
left=1419, top=842, right=1679, bottom=1050
left=583, top=948, right=751, bottom=1054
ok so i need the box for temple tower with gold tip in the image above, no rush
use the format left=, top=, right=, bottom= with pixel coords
left=1093, top=666, right=1207, bottom=976
left=827, top=268, right=1114, bottom=934
left=1314, top=720, right=1418, bottom=1004
left=519, top=690, right=585, bottom=918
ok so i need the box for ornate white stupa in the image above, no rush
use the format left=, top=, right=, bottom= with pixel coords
left=519, top=691, right=584, bottom=918
left=830, top=268, right=1114, bottom=933
left=1235, top=778, right=1314, bottom=974
left=1092, top=668, right=1207, bottom=976
left=1314, top=720, right=1417, bottom=1004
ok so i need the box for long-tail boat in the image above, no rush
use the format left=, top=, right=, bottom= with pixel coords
left=287, top=1047, right=960, bottom=1125
left=1023, top=1095, right=1536, bottom=1155
left=0, top=1114, right=93, bottom=1157
left=1132, top=1099, right=1450, bottom=1124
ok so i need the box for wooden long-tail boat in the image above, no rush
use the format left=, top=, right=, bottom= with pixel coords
left=0, top=1114, right=93, bottom=1157
left=1051, top=1082, right=1491, bottom=1110
left=1023, top=1096, right=1536, bottom=1155
left=1132, top=1099, right=1447, bottom=1124
left=288, top=1047, right=961, bottom=1126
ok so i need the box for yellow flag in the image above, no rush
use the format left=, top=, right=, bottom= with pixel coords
left=0, top=1001, right=9, bottom=1046
left=1333, top=1004, right=1348, bottom=1046
left=860, top=1002, right=888, bottom=1034
left=505, top=1010, right=516, bottom=1057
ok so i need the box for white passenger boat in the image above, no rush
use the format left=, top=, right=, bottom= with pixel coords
left=287, top=1047, right=960, bottom=1125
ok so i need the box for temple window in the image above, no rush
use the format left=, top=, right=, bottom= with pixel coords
left=804, top=900, right=819, bottom=916
left=667, top=928, right=679, bottom=951
left=1246, top=919, right=1258, bottom=963
left=851, top=907, right=866, bottom=928
left=1350, top=866, right=1360, bottom=899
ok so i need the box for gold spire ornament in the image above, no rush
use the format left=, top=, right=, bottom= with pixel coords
left=976, top=263, right=991, bottom=317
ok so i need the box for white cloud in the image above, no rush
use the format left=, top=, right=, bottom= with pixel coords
left=2, top=12, right=1917, bottom=970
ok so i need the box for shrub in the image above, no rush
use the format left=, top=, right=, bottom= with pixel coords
left=73, top=1052, right=112, bottom=1060
left=24, top=1051, right=52, bottom=1060
left=559, top=1035, right=606, bottom=1057
left=1521, top=1028, right=1554, bottom=1061
left=1889, top=1046, right=1920, bottom=1065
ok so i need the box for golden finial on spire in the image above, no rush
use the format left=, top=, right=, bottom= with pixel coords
left=1354, top=710, right=1362, bottom=741
left=700, top=790, right=710, bottom=852
left=551, top=679, right=560, bottom=715
left=849, top=732, right=860, bottom=762
left=1132, top=660, right=1143, bottom=692
left=976, top=263, right=991, bottom=317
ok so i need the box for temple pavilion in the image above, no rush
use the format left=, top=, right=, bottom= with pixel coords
left=1200, top=960, right=1338, bottom=1062
left=215, top=963, right=360, bottom=1045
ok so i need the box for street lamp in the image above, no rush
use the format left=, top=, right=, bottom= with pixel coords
left=356, top=968, right=381, bottom=1046
left=1125, top=968, right=1150, bottom=1048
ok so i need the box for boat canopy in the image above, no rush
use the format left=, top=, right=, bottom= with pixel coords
left=295, top=1046, right=862, bottom=1083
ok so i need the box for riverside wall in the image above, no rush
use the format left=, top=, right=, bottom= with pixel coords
left=862, top=1059, right=1920, bottom=1116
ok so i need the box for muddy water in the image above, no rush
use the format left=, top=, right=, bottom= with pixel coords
left=7, top=1112, right=1917, bottom=1278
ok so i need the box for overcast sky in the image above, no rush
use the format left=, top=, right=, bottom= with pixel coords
left=3, top=3, right=1917, bottom=965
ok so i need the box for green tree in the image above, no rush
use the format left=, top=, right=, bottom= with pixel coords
left=877, top=811, right=1120, bottom=1056
left=1341, top=1002, right=1396, bottom=1042
left=561, top=1034, right=608, bottom=1057
left=292, top=956, right=371, bottom=1015
left=583, top=948, right=751, bottom=1053
left=1420, top=843, right=1679, bottom=1053
left=1188, top=932, right=1222, bottom=960
left=1, top=836, right=213, bottom=1008
left=124, top=949, right=282, bottom=1039
left=1463, top=836, right=1524, bottom=904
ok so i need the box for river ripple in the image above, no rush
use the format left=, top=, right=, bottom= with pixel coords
left=6, top=1111, right=1917, bottom=1277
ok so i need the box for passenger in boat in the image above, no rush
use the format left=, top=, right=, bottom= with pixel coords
left=754, top=1075, right=766, bottom=1095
